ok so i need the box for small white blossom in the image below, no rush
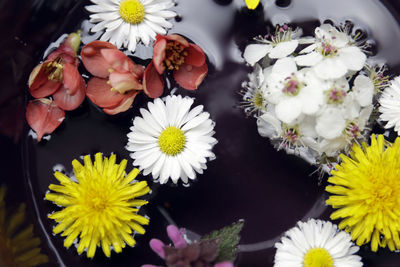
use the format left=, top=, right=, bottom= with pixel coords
left=379, top=76, right=400, bottom=134
left=295, top=24, right=367, bottom=79
left=244, top=25, right=313, bottom=65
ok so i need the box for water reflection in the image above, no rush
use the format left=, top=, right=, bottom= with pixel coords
left=0, top=186, right=48, bottom=266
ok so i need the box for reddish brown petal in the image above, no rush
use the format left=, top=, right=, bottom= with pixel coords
left=86, top=77, right=126, bottom=108
left=143, top=61, right=164, bottom=98
left=109, top=71, right=143, bottom=93
left=159, top=34, right=189, bottom=47
left=101, top=48, right=133, bottom=73
left=53, top=76, right=86, bottom=111
left=26, top=99, right=65, bottom=142
left=130, top=63, right=145, bottom=79
left=62, top=63, right=81, bottom=95
left=29, top=64, right=62, bottom=98
left=47, top=49, right=77, bottom=65
left=173, top=62, right=208, bottom=90
left=103, top=91, right=138, bottom=115
left=153, top=38, right=167, bottom=74
left=185, top=44, right=206, bottom=67
left=81, top=41, right=117, bottom=78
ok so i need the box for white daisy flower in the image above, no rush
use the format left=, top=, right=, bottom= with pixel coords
left=244, top=25, right=313, bottom=66
left=295, top=24, right=366, bottom=79
left=379, top=76, right=400, bottom=134
left=126, top=95, right=217, bottom=184
left=274, top=219, right=363, bottom=267
left=86, top=0, right=177, bottom=52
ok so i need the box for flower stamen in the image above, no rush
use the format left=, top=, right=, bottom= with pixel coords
left=158, top=126, right=186, bottom=156
left=164, top=41, right=188, bottom=71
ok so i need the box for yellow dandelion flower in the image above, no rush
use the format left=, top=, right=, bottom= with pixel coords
left=45, top=153, right=151, bottom=258
left=326, top=134, right=400, bottom=252
left=245, top=0, right=260, bottom=9
left=0, top=186, right=48, bottom=266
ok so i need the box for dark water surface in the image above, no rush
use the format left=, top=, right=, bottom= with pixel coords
left=1, top=0, right=400, bottom=266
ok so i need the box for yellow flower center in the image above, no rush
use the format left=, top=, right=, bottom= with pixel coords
left=164, top=41, right=188, bottom=70
left=119, top=0, right=145, bottom=25
left=158, top=126, right=186, bottom=156
left=303, top=248, right=334, bottom=267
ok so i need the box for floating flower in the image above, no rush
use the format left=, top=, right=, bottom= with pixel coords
left=379, top=76, right=400, bottom=134
left=266, top=57, right=326, bottom=124
left=86, top=0, right=176, bottom=52
left=295, top=24, right=366, bottom=79
left=244, top=25, right=312, bottom=65
left=126, top=95, right=217, bottom=184
left=326, top=134, right=400, bottom=251
left=45, top=153, right=150, bottom=258
left=143, top=225, right=233, bottom=267
left=244, top=0, right=260, bottom=10
left=241, top=22, right=379, bottom=168
left=81, top=41, right=145, bottom=114
left=143, top=34, right=208, bottom=98
left=28, top=31, right=85, bottom=111
left=26, top=98, right=65, bottom=141
left=239, top=64, right=268, bottom=116
left=0, top=187, right=48, bottom=266
left=274, top=219, right=362, bottom=267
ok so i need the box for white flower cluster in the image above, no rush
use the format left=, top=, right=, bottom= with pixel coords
left=242, top=23, right=385, bottom=166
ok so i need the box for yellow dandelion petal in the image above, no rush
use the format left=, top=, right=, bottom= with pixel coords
left=45, top=153, right=151, bottom=258
left=326, top=134, right=400, bottom=252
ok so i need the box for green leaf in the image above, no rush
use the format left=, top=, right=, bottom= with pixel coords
left=201, top=220, right=244, bottom=262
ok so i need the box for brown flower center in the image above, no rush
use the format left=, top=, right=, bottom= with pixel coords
left=164, top=41, right=188, bottom=71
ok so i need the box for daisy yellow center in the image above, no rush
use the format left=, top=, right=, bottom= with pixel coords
left=158, top=126, right=186, bottom=156
left=119, top=0, right=145, bottom=25
left=303, top=248, right=334, bottom=267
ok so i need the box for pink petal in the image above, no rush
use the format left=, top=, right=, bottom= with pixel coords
left=131, top=63, right=145, bottom=79
left=26, top=99, right=65, bottom=142
left=167, top=225, right=187, bottom=249
left=86, top=77, right=125, bottom=108
left=53, top=76, right=86, bottom=111
left=153, top=38, right=167, bottom=74
left=103, top=91, right=138, bottom=115
left=48, top=50, right=78, bottom=66
left=185, top=44, right=206, bottom=67
left=29, top=63, right=62, bottom=98
left=173, top=62, right=208, bottom=90
left=81, top=41, right=117, bottom=78
left=101, top=48, right=133, bottom=74
left=109, top=71, right=143, bottom=93
left=143, top=61, right=164, bottom=98
left=62, top=63, right=81, bottom=95
left=214, top=262, right=234, bottom=267
left=149, top=239, right=166, bottom=259
left=159, top=34, right=189, bottom=47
